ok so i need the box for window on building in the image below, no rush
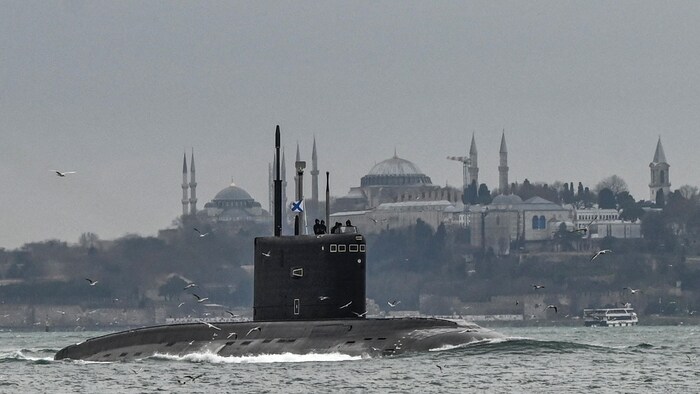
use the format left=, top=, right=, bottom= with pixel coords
left=539, top=216, right=546, bottom=229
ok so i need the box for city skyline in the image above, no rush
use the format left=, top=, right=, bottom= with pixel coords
left=2, top=2, right=699, bottom=248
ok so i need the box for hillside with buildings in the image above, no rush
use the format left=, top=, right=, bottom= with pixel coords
left=1, top=136, right=699, bottom=329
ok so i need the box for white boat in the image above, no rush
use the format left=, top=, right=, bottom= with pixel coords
left=583, top=308, right=638, bottom=327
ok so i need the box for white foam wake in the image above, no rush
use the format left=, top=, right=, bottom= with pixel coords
left=428, top=337, right=510, bottom=352
left=151, top=351, right=363, bottom=364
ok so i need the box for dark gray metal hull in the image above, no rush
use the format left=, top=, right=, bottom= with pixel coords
left=54, top=318, right=502, bottom=361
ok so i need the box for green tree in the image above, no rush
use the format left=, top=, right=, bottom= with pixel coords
left=477, top=183, right=492, bottom=205
left=158, top=276, right=188, bottom=301
left=598, top=188, right=616, bottom=209
left=464, top=180, right=478, bottom=205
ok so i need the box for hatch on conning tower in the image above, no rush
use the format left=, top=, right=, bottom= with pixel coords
left=253, top=233, right=366, bottom=321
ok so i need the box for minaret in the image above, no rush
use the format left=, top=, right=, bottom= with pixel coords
left=311, top=136, right=319, bottom=207
left=649, top=137, right=671, bottom=201
left=468, top=133, right=479, bottom=185
left=294, top=142, right=301, bottom=189
left=498, top=131, right=509, bottom=194
left=181, top=152, right=189, bottom=216
left=189, top=149, right=197, bottom=215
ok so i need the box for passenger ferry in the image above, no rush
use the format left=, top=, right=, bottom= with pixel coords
left=583, top=307, right=638, bottom=327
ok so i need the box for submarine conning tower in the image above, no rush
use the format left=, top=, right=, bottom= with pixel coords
left=253, top=232, right=366, bottom=321
left=254, top=126, right=367, bottom=321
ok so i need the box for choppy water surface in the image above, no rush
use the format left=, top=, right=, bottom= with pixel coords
left=2, top=325, right=699, bottom=393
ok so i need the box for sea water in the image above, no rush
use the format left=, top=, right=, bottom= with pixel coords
left=1, top=325, right=698, bottom=393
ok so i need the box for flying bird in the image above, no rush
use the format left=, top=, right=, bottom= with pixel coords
left=246, top=326, right=261, bottom=336
left=570, top=215, right=598, bottom=234
left=623, top=287, right=641, bottom=294
left=185, top=374, right=204, bottom=382
left=85, top=278, right=98, bottom=286
left=177, top=302, right=185, bottom=308
left=318, top=296, right=330, bottom=301
left=225, top=310, right=238, bottom=317
left=545, top=305, right=558, bottom=313
left=262, top=251, right=271, bottom=257
left=436, top=365, right=444, bottom=373
left=183, top=283, right=197, bottom=290
left=200, top=321, right=221, bottom=331
left=192, top=294, right=209, bottom=303
left=591, top=249, right=612, bottom=261
left=532, top=284, right=545, bottom=290
left=227, top=332, right=238, bottom=339
left=51, top=170, right=76, bottom=177
left=193, top=228, right=209, bottom=237
left=352, top=311, right=368, bottom=317
left=387, top=300, right=401, bottom=307
left=339, top=301, right=353, bottom=309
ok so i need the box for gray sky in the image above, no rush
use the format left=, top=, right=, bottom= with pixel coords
left=2, top=1, right=699, bottom=249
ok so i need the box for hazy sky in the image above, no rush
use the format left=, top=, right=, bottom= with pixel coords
left=2, top=1, right=699, bottom=249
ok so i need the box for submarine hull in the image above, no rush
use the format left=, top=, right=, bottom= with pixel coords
left=54, top=318, right=502, bottom=361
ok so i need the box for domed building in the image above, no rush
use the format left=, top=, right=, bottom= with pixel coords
left=334, top=153, right=462, bottom=213
left=204, top=183, right=269, bottom=223
left=330, top=153, right=463, bottom=233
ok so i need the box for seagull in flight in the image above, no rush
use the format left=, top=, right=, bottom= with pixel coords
left=51, top=170, right=76, bottom=177
left=339, top=301, right=353, bottom=309
left=200, top=321, right=221, bottom=331
left=227, top=332, right=238, bottom=339
left=184, top=374, right=204, bottom=383
left=570, top=215, right=598, bottom=234
left=177, top=302, right=185, bottom=308
left=225, top=310, right=239, bottom=317
left=193, top=228, right=209, bottom=237
left=352, top=311, right=368, bottom=317
left=261, top=251, right=271, bottom=257
left=532, top=284, right=545, bottom=290
left=85, top=278, right=98, bottom=286
left=183, top=283, right=197, bottom=290
left=387, top=300, right=401, bottom=307
left=545, top=305, right=558, bottom=313
left=192, top=293, right=209, bottom=303
left=436, top=365, right=444, bottom=373
left=591, top=249, right=612, bottom=261
left=623, top=287, right=641, bottom=294
left=246, top=326, right=261, bottom=336
left=318, top=296, right=330, bottom=301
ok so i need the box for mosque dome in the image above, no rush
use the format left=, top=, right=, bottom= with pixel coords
left=213, top=183, right=254, bottom=202
left=361, top=154, right=432, bottom=187
left=490, top=194, right=523, bottom=206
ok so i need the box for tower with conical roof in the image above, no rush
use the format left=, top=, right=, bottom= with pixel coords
left=468, top=134, right=479, bottom=186
left=181, top=152, right=189, bottom=216
left=189, top=149, right=197, bottom=215
left=649, top=137, right=670, bottom=201
left=498, top=131, right=509, bottom=194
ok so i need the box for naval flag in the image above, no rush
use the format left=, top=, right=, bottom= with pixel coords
left=290, top=199, right=304, bottom=213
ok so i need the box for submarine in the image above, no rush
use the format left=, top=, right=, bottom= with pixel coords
left=55, top=126, right=502, bottom=362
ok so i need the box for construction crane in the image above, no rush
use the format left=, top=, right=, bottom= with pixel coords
left=446, top=156, right=471, bottom=192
